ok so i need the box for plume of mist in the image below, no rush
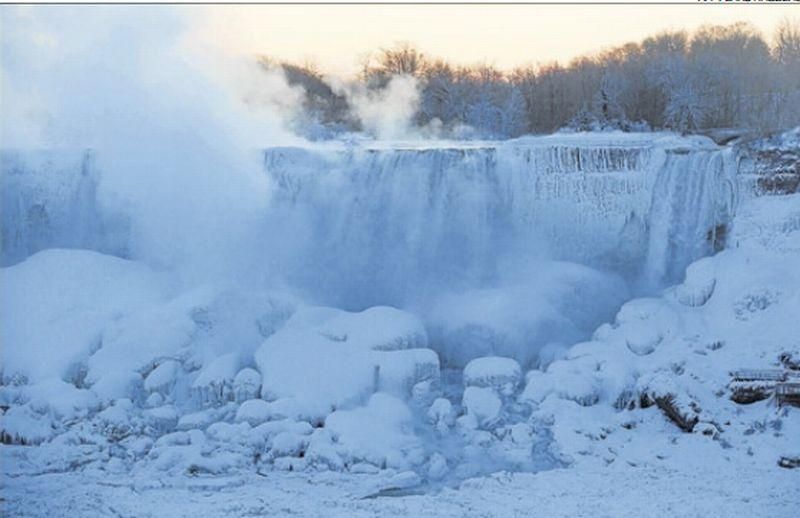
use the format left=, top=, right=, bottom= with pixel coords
left=333, top=75, right=422, bottom=140
left=0, top=6, right=308, bottom=287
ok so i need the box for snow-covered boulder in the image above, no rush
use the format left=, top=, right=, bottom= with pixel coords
left=315, top=306, right=428, bottom=351
left=461, top=386, right=502, bottom=429
left=374, top=349, right=440, bottom=398
left=668, top=257, right=717, bottom=307
left=519, top=358, right=601, bottom=407
left=191, top=353, right=241, bottom=407
left=269, top=431, right=309, bottom=458
left=256, top=325, right=375, bottom=419
left=205, top=421, right=250, bottom=444
left=0, top=404, right=55, bottom=445
left=86, top=289, right=206, bottom=401
left=144, top=360, right=180, bottom=396
left=596, top=298, right=682, bottom=356
left=143, top=405, right=179, bottom=434
left=427, top=398, right=455, bottom=433
left=427, top=452, right=449, bottom=480
left=325, top=393, right=423, bottom=470
left=463, top=356, right=521, bottom=396
left=234, top=399, right=273, bottom=426
left=145, top=392, right=164, bottom=408
left=303, top=429, right=345, bottom=471
left=247, top=419, right=313, bottom=451
left=176, top=404, right=236, bottom=431
left=232, top=368, right=261, bottom=402
left=256, top=305, right=436, bottom=421
left=536, top=342, right=569, bottom=369
left=0, top=249, right=168, bottom=383
left=86, top=286, right=295, bottom=404
left=95, top=398, right=140, bottom=441
left=24, top=378, right=100, bottom=421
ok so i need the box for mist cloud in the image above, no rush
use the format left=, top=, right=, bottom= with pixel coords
left=0, top=6, right=307, bottom=286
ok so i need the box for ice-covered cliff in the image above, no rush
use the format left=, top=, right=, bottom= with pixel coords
left=1, top=133, right=737, bottom=299
left=264, top=133, right=737, bottom=305
left=0, top=150, right=129, bottom=266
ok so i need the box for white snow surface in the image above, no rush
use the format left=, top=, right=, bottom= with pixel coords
left=0, top=249, right=170, bottom=383
left=3, top=464, right=798, bottom=518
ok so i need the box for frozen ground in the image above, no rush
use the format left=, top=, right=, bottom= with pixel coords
left=3, top=465, right=798, bottom=517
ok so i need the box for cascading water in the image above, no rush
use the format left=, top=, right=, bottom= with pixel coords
left=263, top=135, right=737, bottom=310
left=642, top=148, right=737, bottom=289
left=1, top=134, right=737, bottom=308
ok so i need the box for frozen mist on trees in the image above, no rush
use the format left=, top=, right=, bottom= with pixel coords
left=1, top=6, right=800, bottom=517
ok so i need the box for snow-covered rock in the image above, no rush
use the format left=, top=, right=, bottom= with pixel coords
left=596, top=298, right=682, bottom=356
left=463, top=357, right=521, bottom=396
left=176, top=404, right=236, bottom=431
left=145, top=392, right=164, bottom=408
left=325, top=393, right=423, bottom=470
left=0, top=249, right=168, bottom=383
left=315, top=306, right=428, bottom=351
left=143, top=405, right=179, bottom=434
left=668, top=257, right=717, bottom=307
left=0, top=405, right=55, bottom=445
left=462, top=386, right=502, bottom=429
left=427, top=398, right=455, bottom=434
left=234, top=399, right=274, bottom=426
left=256, top=306, right=437, bottom=421
left=192, top=353, right=241, bottom=407
left=374, top=349, right=440, bottom=398
left=233, top=368, right=261, bottom=402
left=144, top=360, right=180, bottom=396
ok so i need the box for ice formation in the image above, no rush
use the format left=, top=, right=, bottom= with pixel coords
left=2, top=130, right=799, bottom=490
left=263, top=133, right=736, bottom=306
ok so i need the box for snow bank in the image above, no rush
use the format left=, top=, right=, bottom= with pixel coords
left=518, top=192, right=800, bottom=470
left=255, top=306, right=436, bottom=420
left=0, top=249, right=169, bottom=383
left=325, top=393, right=423, bottom=471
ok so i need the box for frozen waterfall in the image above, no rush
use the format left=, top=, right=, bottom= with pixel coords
left=0, top=150, right=130, bottom=266
left=263, top=134, right=737, bottom=307
left=1, top=134, right=737, bottom=304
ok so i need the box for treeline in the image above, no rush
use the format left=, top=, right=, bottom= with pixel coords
left=262, top=20, right=800, bottom=138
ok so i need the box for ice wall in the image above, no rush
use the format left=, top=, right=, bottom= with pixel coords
left=264, top=134, right=737, bottom=307
left=0, top=134, right=737, bottom=301
left=0, top=150, right=129, bottom=266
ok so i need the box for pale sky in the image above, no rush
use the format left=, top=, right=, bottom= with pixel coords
left=194, top=4, right=798, bottom=76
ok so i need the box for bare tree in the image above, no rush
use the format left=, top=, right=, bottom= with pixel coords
left=257, top=21, right=800, bottom=138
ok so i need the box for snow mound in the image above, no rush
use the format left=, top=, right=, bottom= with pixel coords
left=255, top=306, right=437, bottom=420
left=0, top=249, right=168, bottom=383
left=325, top=393, right=423, bottom=471
left=461, top=386, right=502, bottom=429
left=463, top=357, right=521, bottom=396
left=516, top=192, right=800, bottom=471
